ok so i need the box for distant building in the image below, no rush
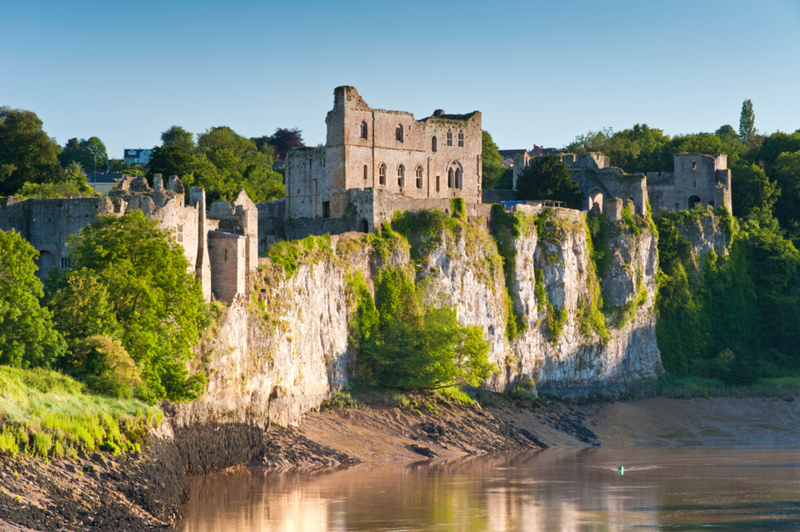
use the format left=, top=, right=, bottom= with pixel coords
left=85, top=172, right=123, bottom=195
left=123, top=148, right=152, bottom=165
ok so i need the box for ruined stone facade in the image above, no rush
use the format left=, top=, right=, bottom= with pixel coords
left=512, top=151, right=732, bottom=216
left=0, top=175, right=259, bottom=303
left=282, top=86, right=483, bottom=233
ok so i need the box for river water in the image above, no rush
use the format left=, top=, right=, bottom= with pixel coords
left=176, top=448, right=800, bottom=531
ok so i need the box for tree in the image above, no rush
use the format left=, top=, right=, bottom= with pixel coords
left=773, top=151, right=800, bottom=244
left=147, top=145, right=192, bottom=180
left=353, top=268, right=493, bottom=389
left=481, top=131, right=505, bottom=189
left=567, top=124, right=670, bottom=173
left=516, top=154, right=583, bottom=209
left=58, top=137, right=109, bottom=172
left=160, top=126, right=195, bottom=154
left=0, top=229, right=66, bottom=368
left=268, top=128, right=305, bottom=160
left=0, top=107, right=63, bottom=196
left=716, top=124, right=740, bottom=140
left=49, top=211, right=208, bottom=401
left=739, top=99, right=756, bottom=145
left=730, top=163, right=780, bottom=219
left=72, top=335, right=141, bottom=399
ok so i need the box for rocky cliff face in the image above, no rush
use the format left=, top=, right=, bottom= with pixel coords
left=181, top=207, right=663, bottom=426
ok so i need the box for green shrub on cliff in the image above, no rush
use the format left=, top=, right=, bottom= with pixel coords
left=46, top=210, right=207, bottom=402
left=350, top=267, right=495, bottom=390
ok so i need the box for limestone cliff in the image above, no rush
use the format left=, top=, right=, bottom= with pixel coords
left=180, top=207, right=663, bottom=426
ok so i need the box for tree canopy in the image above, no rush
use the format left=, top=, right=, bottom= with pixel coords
left=739, top=99, right=756, bottom=145
left=0, top=107, right=64, bottom=196
left=0, top=229, right=66, bottom=368
left=46, top=211, right=208, bottom=401
left=481, top=131, right=505, bottom=189
left=268, top=128, right=305, bottom=160
left=515, top=154, right=583, bottom=208
left=58, top=137, right=108, bottom=171
left=160, top=125, right=195, bottom=154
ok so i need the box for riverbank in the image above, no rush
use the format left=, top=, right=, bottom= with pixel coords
left=2, top=394, right=799, bottom=531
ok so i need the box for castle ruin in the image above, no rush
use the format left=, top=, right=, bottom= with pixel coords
left=512, top=151, right=732, bottom=216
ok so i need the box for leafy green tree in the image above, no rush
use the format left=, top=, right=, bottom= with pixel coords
left=739, top=99, right=756, bottom=145
left=667, top=132, right=745, bottom=166
left=0, top=107, right=64, bottom=196
left=72, top=335, right=141, bottom=399
left=516, top=154, right=583, bottom=208
left=566, top=127, right=614, bottom=154
left=108, top=158, right=143, bottom=176
left=58, top=137, right=108, bottom=171
left=494, top=167, right=514, bottom=189
left=160, top=125, right=195, bottom=154
left=147, top=145, right=192, bottom=180
left=481, top=131, right=505, bottom=189
left=716, top=124, right=740, bottom=140
left=772, top=151, right=800, bottom=244
left=353, top=268, right=494, bottom=389
left=0, top=229, right=66, bottom=368
left=50, top=211, right=207, bottom=401
left=754, top=131, right=800, bottom=169
left=730, top=163, right=780, bottom=219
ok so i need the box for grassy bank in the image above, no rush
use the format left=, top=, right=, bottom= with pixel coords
left=0, top=366, right=161, bottom=459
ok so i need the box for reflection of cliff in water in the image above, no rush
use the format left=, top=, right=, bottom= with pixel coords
left=177, top=448, right=800, bottom=531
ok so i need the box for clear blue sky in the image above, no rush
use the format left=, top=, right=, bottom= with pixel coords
left=2, top=0, right=799, bottom=160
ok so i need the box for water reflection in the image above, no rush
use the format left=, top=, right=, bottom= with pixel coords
left=177, top=448, right=800, bottom=531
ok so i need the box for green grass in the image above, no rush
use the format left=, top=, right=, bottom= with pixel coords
left=637, top=374, right=800, bottom=400
left=0, top=366, right=161, bottom=459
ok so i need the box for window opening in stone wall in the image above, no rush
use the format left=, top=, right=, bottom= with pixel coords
left=224, top=248, right=228, bottom=262
left=379, top=163, right=386, bottom=185
left=688, top=195, right=701, bottom=209
left=363, top=164, right=368, bottom=180
left=323, top=201, right=331, bottom=218
left=436, top=175, right=440, bottom=192
left=455, top=168, right=462, bottom=189
left=432, top=136, right=437, bottom=152
left=675, top=202, right=680, bottom=210
left=588, top=188, right=604, bottom=214
left=359, top=219, right=369, bottom=233
left=709, top=200, right=715, bottom=207
left=448, top=168, right=453, bottom=188
left=396, top=124, right=403, bottom=142
left=416, top=166, right=423, bottom=189
left=397, top=165, right=405, bottom=188
left=458, top=130, right=464, bottom=147
left=177, top=224, right=184, bottom=243
left=692, top=161, right=697, bottom=170
left=447, top=130, right=453, bottom=146
left=360, top=121, right=368, bottom=140
left=60, top=257, right=71, bottom=269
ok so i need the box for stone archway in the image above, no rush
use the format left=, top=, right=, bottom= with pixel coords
left=359, top=219, right=369, bottom=233
left=588, top=188, right=604, bottom=214
left=688, top=195, right=702, bottom=209
left=35, top=250, right=57, bottom=279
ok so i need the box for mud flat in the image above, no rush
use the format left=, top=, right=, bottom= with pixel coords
left=1, top=396, right=799, bottom=531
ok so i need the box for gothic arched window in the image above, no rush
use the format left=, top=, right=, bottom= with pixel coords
left=396, top=124, right=404, bottom=142
left=379, top=163, right=386, bottom=185
left=458, top=130, right=464, bottom=147
left=447, top=130, right=453, bottom=147
left=415, top=166, right=423, bottom=189
left=431, top=136, right=437, bottom=152
left=363, top=164, right=368, bottom=180
left=448, top=168, right=453, bottom=188
left=398, top=165, right=405, bottom=188
left=360, top=121, right=368, bottom=140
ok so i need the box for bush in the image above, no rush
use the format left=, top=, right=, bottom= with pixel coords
left=75, top=336, right=141, bottom=399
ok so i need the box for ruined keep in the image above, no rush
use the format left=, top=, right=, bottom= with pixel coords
left=0, top=175, right=259, bottom=303
left=512, top=151, right=732, bottom=216
left=258, top=86, right=484, bottom=247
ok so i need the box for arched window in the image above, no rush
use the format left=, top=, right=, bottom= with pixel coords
left=447, top=130, right=453, bottom=147
left=588, top=188, right=604, bottom=214
left=688, top=195, right=701, bottom=209
left=458, top=130, right=464, bottom=147
left=360, top=121, right=368, bottom=140
left=397, top=165, right=405, bottom=188
left=431, top=136, right=437, bottom=152
left=455, top=168, right=462, bottom=189
left=379, top=163, right=386, bottom=185
left=359, top=219, right=369, bottom=233
left=396, top=124, right=403, bottom=142
left=448, top=168, right=453, bottom=188
left=415, top=166, right=423, bottom=189
left=363, top=164, right=368, bottom=180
